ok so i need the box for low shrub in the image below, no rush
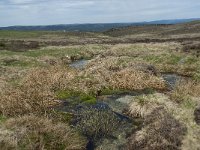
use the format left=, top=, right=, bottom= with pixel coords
left=75, top=108, right=120, bottom=140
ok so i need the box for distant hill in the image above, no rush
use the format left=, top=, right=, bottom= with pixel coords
left=105, top=20, right=200, bottom=37
left=0, top=18, right=200, bottom=32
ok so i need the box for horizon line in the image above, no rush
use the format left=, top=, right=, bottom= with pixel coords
left=1, top=18, right=200, bottom=28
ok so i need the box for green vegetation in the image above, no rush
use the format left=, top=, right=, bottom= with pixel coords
left=100, top=87, right=128, bottom=95
left=56, top=90, right=97, bottom=105
left=0, top=115, right=6, bottom=123
left=76, top=109, right=120, bottom=139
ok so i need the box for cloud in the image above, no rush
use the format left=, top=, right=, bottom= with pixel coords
left=0, top=0, right=200, bottom=27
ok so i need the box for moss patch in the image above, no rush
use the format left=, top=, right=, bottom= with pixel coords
left=0, top=115, right=7, bottom=123
left=56, top=90, right=97, bottom=105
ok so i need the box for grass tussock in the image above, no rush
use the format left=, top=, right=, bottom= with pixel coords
left=0, top=65, right=105, bottom=116
left=75, top=108, right=120, bottom=140
left=128, top=95, right=161, bottom=118
left=170, top=79, right=200, bottom=103
left=128, top=107, right=186, bottom=150
left=85, top=56, right=166, bottom=91
left=128, top=93, right=200, bottom=150
left=110, top=68, right=166, bottom=90
left=0, top=115, right=87, bottom=150
left=0, top=66, right=77, bottom=116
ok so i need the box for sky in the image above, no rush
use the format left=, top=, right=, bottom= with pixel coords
left=0, top=0, right=200, bottom=27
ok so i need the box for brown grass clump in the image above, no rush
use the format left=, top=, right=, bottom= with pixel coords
left=128, top=95, right=161, bottom=118
left=0, top=65, right=106, bottom=116
left=85, top=56, right=166, bottom=91
left=128, top=92, right=200, bottom=150
left=170, top=79, right=200, bottom=102
left=75, top=108, right=120, bottom=140
left=110, top=68, right=166, bottom=90
left=0, top=115, right=87, bottom=150
left=127, top=107, right=186, bottom=150
left=0, top=66, right=77, bottom=116
left=0, top=78, right=7, bottom=91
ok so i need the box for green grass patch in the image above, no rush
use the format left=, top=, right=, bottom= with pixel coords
left=192, top=73, right=200, bottom=81
left=135, top=95, right=149, bottom=106
left=181, top=98, right=197, bottom=109
left=184, top=56, right=198, bottom=65
left=56, top=90, right=97, bottom=105
left=0, top=115, right=7, bottom=123
left=144, top=55, right=163, bottom=63
left=144, top=54, right=182, bottom=65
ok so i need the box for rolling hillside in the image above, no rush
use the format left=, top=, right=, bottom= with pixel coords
left=0, top=18, right=199, bottom=32
left=105, top=21, right=200, bottom=37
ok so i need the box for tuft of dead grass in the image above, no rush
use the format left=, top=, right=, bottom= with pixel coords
left=170, top=79, right=200, bottom=103
left=0, top=115, right=87, bottom=150
left=128, top=107, right=186, bottom=150
left=84, top=56, right=166, bottom=91
left=0, top=66, right=77, bottom=116
left=128, top=94, right=161, bottom=118
left=110, top=68, right=166, bottom=90
left=0, top=65, right=106, bottom=116
left=128, top=93, right=200, bottom=150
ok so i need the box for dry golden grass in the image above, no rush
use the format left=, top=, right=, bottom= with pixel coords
left=128, top=93, right=200, bottom=150
left=100, top=43, right=180, bottom=57
left=128, top=95, right=161, bottom=118
left=0, top=65, right=107, bottom=116
left=170, top=79, right=200, bottom=102
left=0, top=66, right=77, bottom=116
left=0, top=78, right=7, bottom=91
left=110, top=68, right=166, bottom=90
left=128, top=107, right=186, bottom=150
left=85, top=56, right=166, bottom=91
left=0, top=115, right=87, bottom=150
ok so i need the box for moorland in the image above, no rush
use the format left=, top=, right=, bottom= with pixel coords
left=0, top=21, right=200, bottom=150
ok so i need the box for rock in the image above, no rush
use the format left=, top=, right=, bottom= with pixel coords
left=194, top=106, right=200, bottom=125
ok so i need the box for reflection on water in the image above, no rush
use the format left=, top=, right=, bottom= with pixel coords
left=162, top=73, right=182, bottom=89
left=69, top=59, right=89, bottom=69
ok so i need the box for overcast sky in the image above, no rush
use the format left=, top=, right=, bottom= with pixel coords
left=0, top=0, right=200, bottom=27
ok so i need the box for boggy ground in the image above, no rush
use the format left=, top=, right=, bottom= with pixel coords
left=0, top=42, right=200, bottom=150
